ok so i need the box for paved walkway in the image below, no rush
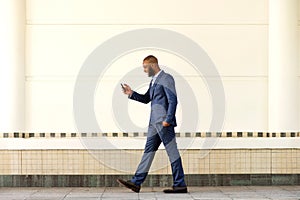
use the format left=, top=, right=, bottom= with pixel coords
left=0, top=186, right=299, bottom=200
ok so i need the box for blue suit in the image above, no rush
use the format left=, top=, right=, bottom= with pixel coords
left=129, top=70, right=186, bottom=187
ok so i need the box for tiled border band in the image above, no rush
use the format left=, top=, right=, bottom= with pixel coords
left=0, top=132, right=299, bottom=138
left=0, top=174, right=299, bottom=187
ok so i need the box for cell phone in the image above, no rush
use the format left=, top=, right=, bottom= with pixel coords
left=121, top=83, right=125, bottom=90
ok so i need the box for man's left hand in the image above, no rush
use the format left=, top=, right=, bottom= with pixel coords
left=162, top=121, right=170, bottom=127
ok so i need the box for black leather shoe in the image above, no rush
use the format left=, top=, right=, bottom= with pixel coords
left=163, top=186, right=188, bottom=193
left=117, top=179, right=141, bottom=193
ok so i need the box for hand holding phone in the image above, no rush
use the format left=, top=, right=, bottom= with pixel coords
left=121, top=83, right=133, bottom=96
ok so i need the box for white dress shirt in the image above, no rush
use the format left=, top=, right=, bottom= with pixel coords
left=151, top=70, right=162, bottom=86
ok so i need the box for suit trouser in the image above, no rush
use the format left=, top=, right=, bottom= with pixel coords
left=131, top=123, right=186, bottom=187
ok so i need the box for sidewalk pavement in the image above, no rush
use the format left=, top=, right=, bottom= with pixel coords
left=0, top=186, right=299, bottom=200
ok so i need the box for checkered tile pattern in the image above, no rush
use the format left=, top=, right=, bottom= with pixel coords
left=0, top=132, right=299, bottom=138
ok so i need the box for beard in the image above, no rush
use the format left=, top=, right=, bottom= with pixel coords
left=148, top=67, right=155, bottom=77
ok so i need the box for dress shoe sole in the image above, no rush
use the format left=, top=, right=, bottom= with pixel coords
left=117, top=179, right=140, bottom=193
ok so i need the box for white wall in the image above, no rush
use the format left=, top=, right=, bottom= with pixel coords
left=0, top=0, right=25, bottom=132
left=26, top=0, right=271, bottom=132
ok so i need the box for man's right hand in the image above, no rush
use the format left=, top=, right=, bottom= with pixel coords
left=122, top=83, right=133, bottom=96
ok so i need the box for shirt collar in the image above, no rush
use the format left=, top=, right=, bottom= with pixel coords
left=153, top=70, right=162, bottom=79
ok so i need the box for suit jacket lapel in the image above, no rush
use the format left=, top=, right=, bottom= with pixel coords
left=150, top=70, right=164, bottom=99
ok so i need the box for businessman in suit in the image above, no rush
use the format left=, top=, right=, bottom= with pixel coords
left=117, top=55, right=187, bottom=193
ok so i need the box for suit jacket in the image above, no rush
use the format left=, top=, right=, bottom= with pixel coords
left=129, top=70, right=177, bottom=126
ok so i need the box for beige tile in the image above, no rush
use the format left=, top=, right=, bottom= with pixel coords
left=199, top=155, right=209, bottom=174
left=209, top=150, right=226, bottom=174
left=250, top=149, right=271, bottom=173
left=1, top=147, right=299, bottom=176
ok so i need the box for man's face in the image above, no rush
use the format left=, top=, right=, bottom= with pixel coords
left=143, top=62, right=155, bottom=77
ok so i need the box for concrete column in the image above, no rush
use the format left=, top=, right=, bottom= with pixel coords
left=0, top=0, right=25, bottom=132
left=269, top=0, right=299, bottom=131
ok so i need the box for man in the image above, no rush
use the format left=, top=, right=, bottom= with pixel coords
left=117, top=55, right=187, bottom=193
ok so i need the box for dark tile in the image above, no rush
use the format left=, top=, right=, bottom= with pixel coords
left=71, top=133, right=77, bottom=137
left=291, top=132, right=295, bottom=137
left=250, top=174, right=272, bottom=185
left=206, top=132, right=211, bottom=137
left=216, top=132, right=222, bottom=137
left=272, top=174, right=297, bottom=185
left=237, top=132, right=243, bottom=137
left=195, top=132, right=201, bottom=137
left=230, top=174, right=251, bottom=186
left=92, top=133, right=98, bottom=137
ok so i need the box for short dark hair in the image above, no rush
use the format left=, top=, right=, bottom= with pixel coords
left=143, top=55, right=158, bottom=64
